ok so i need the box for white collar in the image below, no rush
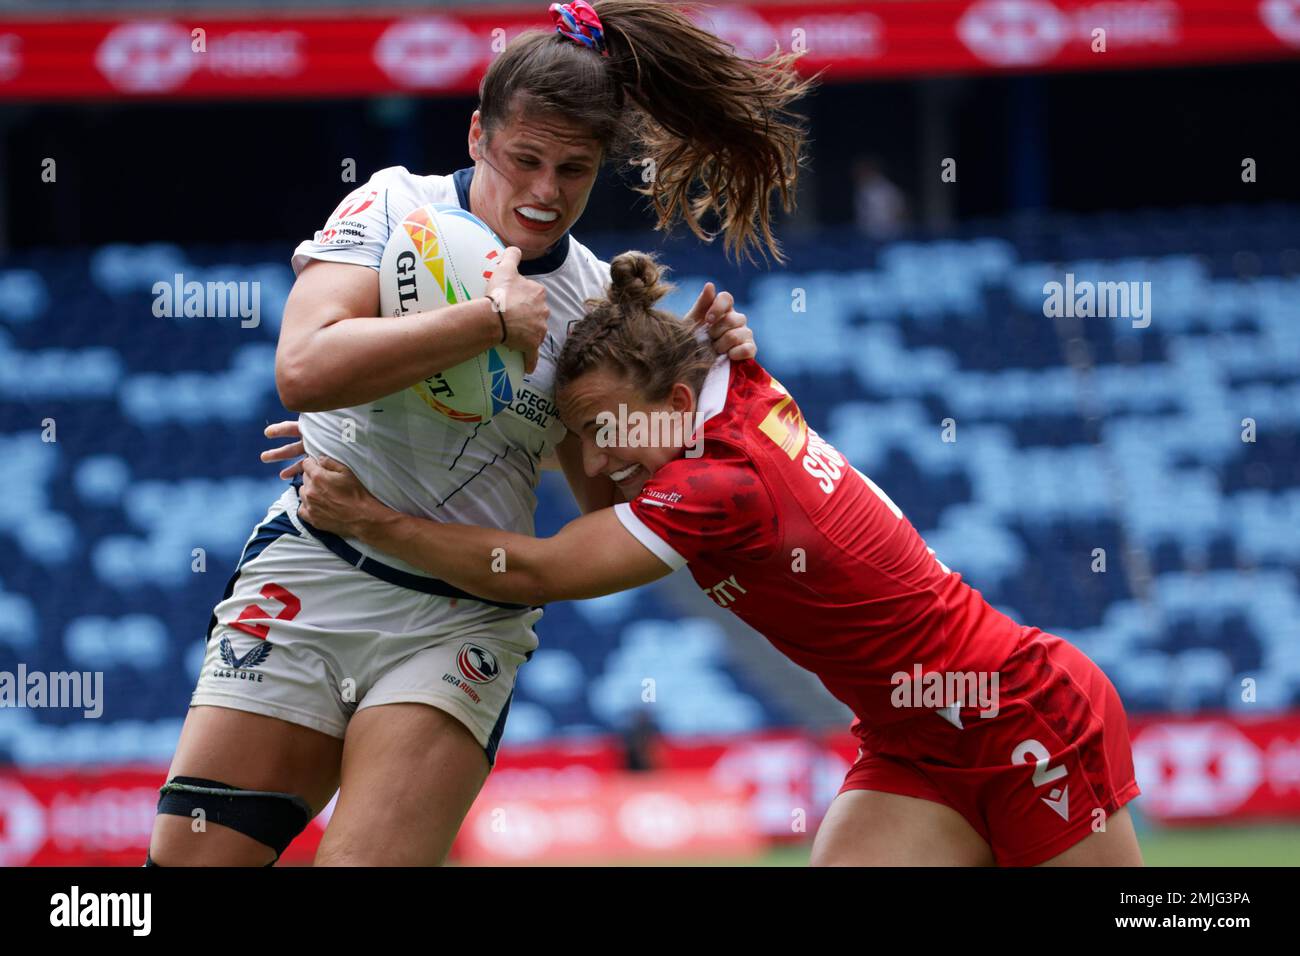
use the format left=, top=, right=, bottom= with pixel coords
left=696, top=355, right=731, bottom=425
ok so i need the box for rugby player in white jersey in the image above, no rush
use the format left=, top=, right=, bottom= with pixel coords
left=147, top=0, right=814, bottom=866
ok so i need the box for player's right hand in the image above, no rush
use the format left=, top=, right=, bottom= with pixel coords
left=486, top=246, right=549, bottom=373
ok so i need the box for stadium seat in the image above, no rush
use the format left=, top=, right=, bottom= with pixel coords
left=4, top=205, right=1300, bottom=764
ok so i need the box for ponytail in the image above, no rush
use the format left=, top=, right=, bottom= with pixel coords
left=479, top=1, right=816, bottom=264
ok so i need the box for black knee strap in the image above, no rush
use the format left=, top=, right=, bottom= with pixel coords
left=156, top=776, right=313, bottom=859
left=145, top=850, right=276, bottom=868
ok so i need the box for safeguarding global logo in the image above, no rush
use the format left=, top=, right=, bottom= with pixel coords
left=488, top=349, right=514, bottom=415
left=456, top=643, right=500, bottom=684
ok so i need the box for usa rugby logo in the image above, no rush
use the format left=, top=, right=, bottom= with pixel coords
left=456, top=643, right=500, bottom=684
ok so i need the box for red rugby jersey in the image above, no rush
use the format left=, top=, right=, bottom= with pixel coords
left=613, top=357, right=1026, bottom=730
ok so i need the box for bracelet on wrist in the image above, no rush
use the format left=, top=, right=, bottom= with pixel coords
left=487, top=291, right=507, bottom=344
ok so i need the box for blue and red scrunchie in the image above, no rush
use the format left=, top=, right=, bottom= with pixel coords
left=549, top=0, right=608, bottom=56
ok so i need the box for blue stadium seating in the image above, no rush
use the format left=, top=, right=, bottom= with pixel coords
left=2, top=202, right=1299, bottom=766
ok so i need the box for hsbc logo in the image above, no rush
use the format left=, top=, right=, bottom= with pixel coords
left=0, top=34, right=21, bottom=84
left=95, top=22, right=305, bottom=93
left=374, top=17, right=480, bottom=89
left=690, top=6, right=781, bottom=60
left=1261, top=0, right=1300, bottom=46
left=787, top=15, right=885, bottom=59
left=958, top=0, right=1067, bottom=66
left=1132, top=721, right=1262, bottom=818
left=96, top=21, right=195, bottom=93
left=617, top=792, right=695, bottom=850
left=959, top=0, right=1182, bottom=65
left=0, top=779, right=46, bottom=866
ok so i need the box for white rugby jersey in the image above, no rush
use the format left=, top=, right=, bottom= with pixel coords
left=290, top=165, right=612, bottom=576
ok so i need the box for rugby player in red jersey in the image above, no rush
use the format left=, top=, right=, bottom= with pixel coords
left=283, top=251, right=1144, bottom=867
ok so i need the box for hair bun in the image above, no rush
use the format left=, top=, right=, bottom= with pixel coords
left=608, top=251, right=672, bottom=310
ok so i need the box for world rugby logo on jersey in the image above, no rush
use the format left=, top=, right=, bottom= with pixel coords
left=379, top=203, right=523, bottom=423
left=456, top=643, right=500, bottom=684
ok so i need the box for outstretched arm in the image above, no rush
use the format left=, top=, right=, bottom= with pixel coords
left=295, top=456, right=672, bottom=605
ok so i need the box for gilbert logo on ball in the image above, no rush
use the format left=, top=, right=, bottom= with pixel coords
left=379, top=203, right=524, bottom=423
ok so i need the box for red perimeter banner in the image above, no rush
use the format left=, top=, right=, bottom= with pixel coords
left=1, top=713, right=1298, bottom=865
left=0, top=1, right=1297, bottom=100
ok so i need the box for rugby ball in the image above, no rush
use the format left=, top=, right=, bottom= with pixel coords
left=378, top=203, right=523, bottom=423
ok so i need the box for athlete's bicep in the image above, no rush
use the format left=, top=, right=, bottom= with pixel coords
left=539, top=507, right=673, bottom=600
left=276, top=261, right=380, bottom=404
left=280, top=260, right=379, bottom=349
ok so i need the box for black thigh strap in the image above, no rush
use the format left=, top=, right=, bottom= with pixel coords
left=145, top=851, right=276, bottom=867
left=157, top=776, right=313, bottom=857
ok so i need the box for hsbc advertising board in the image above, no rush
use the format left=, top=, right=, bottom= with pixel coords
left=1130, top=715, right=1300, bottom=821
left=0, top=1, right=1295, bottom=100
left=1, top=714, right=1297, bottom=865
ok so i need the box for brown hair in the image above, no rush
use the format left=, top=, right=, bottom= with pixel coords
left=555, top=251, right=715, bottom=402
left=478, top=0, right=816, bottom=263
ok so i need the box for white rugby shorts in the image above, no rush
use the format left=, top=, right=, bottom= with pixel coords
left=190, top=488, right=542, bottom=764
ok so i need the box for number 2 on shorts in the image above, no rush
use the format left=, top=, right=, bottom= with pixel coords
left=230, top=583, right=301, bottom=639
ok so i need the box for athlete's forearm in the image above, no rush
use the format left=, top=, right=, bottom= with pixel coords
left=299, top=458, right=668, bottom=602
left=277, top=298, right=500, bottom=412
left=357, top=509, right=552, bottom=606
